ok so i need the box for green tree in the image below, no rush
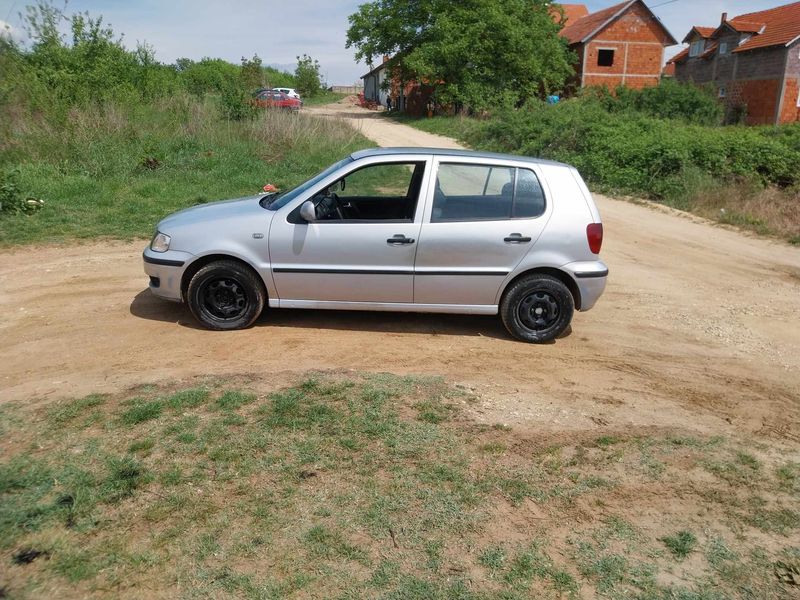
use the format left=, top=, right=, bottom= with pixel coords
left=346, top=0, right=575, bottom=111
left=295, top=53, right=322, bottom=97
left=240, top=54, right=264, bottom=90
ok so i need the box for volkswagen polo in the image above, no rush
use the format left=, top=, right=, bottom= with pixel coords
left=143, top=148, right=607, bottom=342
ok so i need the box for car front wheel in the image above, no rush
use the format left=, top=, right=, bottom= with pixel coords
left=187, top=260, right=266, bottom=330
left=500, top=274, right=574, bottom=343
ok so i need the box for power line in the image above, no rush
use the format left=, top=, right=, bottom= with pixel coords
left=648, top=0, right=680, bottom=8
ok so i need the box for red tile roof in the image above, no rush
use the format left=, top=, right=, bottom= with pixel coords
left=729, top=2, right=800, bottom=52
left=559, top=0, right=676, bottom=46
left=693, top=26, right=716, bottom=38
left=680, top=26, right=717, bottom=44
left=560, top=0, right=634, bottom=45
left=727, top=20, right=766, bottom=34
left=559, top=4, right=590, bottom=27
left=667, top=47, right=689, bottom=64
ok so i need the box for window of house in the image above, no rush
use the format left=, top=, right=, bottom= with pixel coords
left=718, top=87, right=727, bottom=99
left=719, top=42, right=729, bottom=55
left=797, top=86, right=800, bottom=108
left=597, top=49, right=615, bottom=67
left=689, top=41, right=705, bottom=57
left=431, top=164, right=545, bottom=222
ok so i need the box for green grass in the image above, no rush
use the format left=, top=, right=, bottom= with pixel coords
left=661, top=531, right=697, bottom=560
left=1, top=373, right=797, bottom=598
left=0, top=95, right=370, bottom=246
left=301, top=90, right=350, bottom=106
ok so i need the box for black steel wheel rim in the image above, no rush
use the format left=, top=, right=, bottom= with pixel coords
left=518, top=291, right=559, bottom=331
left=200, top=277, right=248, bottom=321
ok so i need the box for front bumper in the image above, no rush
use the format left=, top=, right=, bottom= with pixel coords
left=142, top=247, right=193, bottom=302
left=562, top=260, right=608, bottom=311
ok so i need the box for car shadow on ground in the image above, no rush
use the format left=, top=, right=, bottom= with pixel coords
left=129, top=289, right=532, bottom=341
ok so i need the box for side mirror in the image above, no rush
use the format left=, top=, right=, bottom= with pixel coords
left=340, top=179, right=346, bottom=192
left=299, top=200, right=317, bottom=222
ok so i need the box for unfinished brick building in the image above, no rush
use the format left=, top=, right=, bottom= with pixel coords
left=557, top=1, right=676, bottom=90
left=669, top=2, right=800, bottom=125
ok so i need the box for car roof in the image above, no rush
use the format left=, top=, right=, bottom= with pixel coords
left=349, top=147, right=567, bottom=168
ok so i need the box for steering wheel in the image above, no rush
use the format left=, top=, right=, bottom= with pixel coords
left=328, top=193, right=345, bottom=220
left=313, top=192, right=343, bottom=220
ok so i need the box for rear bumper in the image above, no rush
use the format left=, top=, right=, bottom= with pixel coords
left=562, top=260, right=608, bottom=311
left=142, top=248, right=193, bottom=302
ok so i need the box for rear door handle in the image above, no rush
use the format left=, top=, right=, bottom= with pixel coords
left=504, top=233, right=531, bottom=243
left=387, top=234, right=415, bottom=245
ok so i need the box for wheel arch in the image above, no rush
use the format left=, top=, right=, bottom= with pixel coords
left=180, top=254, right=267, bottom=302
left=499, top=267, right=581, bottom=311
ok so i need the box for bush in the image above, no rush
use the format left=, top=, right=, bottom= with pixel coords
left=0, top=169, right=43, bottom=214
left=584, top=80, right=723, bottom=126
left=466, top=98, right=800, bottom=204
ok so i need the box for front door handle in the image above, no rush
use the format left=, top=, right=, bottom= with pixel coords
left=387, top=234, right=415, bottom=245
left=504, top=233, right=532, bottom=243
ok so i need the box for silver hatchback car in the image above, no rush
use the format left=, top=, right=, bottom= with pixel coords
left=143, top=148, right=607, bottom=342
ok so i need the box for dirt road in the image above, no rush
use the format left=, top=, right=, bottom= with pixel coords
left=2, top=103, right=799, bottom=446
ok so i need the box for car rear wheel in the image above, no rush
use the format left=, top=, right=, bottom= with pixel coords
left=187, top=260, right=265, bottom=330
left=500, top=274, right=574, bottom=343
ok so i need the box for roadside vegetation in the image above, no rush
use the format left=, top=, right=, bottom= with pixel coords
left=2, top=372, right=798, bottom=598
left=0, top=2, right=363, bottom=245
left=392, top=82, right=800, bottom=244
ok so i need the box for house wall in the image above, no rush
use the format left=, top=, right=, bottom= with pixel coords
left=362, top=69, right=389, bottom=105
left=674, top=33, right=793, bottom=125
left=579, top=1, right=672, bottom=90
left=778, top=41, right=800, bottom=124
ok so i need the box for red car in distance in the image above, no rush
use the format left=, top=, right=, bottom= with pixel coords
left=253, top=90, right=301, bottom=112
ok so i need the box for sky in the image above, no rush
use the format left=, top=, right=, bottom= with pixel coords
left=0, top=0, right=790, bottom=85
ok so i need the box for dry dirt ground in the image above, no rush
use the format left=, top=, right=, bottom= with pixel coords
left=2, top=101, right=800, bottom=450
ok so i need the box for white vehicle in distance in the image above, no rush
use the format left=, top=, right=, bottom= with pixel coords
left=273, top=87, right=301, bottom=101
left=143, top=148, right=607, bottom=343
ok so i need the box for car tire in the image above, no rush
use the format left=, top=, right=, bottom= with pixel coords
left=187, top=260, right=266, bottom=330
left=500, top=274, right=574, bottom=343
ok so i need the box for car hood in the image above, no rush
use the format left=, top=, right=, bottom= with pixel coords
left=158, top=195, right=267, bottom=230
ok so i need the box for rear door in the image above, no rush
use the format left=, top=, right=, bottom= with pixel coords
left=413, top=158, right=552, bottom=306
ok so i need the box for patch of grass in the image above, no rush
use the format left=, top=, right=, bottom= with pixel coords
left=1, top=98, right=371, bottom=246
left=478, top=546, right=506, bottom=571
left=166, top=387, right=210, bottom=411
left=595, top=435, right=622, bottom=448
left=119, top=399, right=163, bottom=425
left=662, top=531, right=697, bottom=560
left=1, top=373, right=797, bottom=598
left=704, top=450, right=761, bottom=486
left=102, top=455, right=147, bottom=502
left=302, top=91, right=350, bottom=106
left=744, top=502, right=800, bottom=535
left=776, top=462, right=800, bottom=493
left=214, top=390, right=256, bottom=411
left=47, top=394, right=106, bottom=426
left=302, top=524, right=367, bottom=563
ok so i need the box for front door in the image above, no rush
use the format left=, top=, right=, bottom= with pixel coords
left=414, top=159, right=551, bottom=306
left=269, top=158, right=430, bottom=303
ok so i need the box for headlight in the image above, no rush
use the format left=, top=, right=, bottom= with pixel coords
left=150, top=232, right=171, bottom=253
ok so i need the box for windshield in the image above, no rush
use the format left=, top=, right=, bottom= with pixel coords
left=262, top=157, right=353, bottom=211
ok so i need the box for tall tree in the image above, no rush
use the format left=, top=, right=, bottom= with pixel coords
left=295, top=54, right=322, bottom=97
left=346, top=0, right=575, bottom=111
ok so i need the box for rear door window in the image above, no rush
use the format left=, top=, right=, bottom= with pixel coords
left=432, top=163, right=545, bottom=222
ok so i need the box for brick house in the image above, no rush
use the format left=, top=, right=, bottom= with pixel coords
left=668, top=2, right=800, bottom=125
left=557, top=1, right=677, bottom=90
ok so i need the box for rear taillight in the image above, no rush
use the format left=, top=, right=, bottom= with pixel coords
left=586, top=223, right=603, bottom=254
